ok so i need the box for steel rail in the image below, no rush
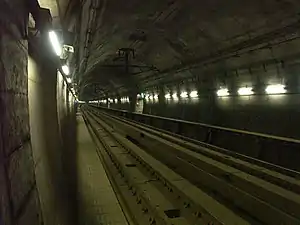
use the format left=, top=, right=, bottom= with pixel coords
left=82, top=109, right=249, bottom=225
left=85, top=106, right=300, bottom=225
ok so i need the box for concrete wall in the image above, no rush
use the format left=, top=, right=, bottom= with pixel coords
left=0, top=1, right=77, bottom=225
left=0, top=1, right=43, bottom=224
left=28, top=54, right=76, bottom=225
left=142, top=94, right=300, bottom=139
left=28, top=55, right=62, bottom=225
left=114, top=62, right=300, bottom=139
left=56, top=71, right=78, bottom=224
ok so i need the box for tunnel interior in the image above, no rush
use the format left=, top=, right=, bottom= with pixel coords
left=1, top=0, right=300, bottom=224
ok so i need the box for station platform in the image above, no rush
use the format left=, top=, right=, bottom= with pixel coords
left=76, top=114, right=129, bottom=225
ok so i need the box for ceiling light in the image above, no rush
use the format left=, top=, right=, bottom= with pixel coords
left=190, top=90, right=198, bottom=98
left=62, top=65, right=69, bottom=75
left=66, top=77, right=72, bottom=83
left=49, top=31, right=62, bottom=56
left=217, top=88, right=229, bottom=97
left=265, top=84, right=286, bottom=94
left=180, top=91, right=188, bottom=98
left=238, top=87, right=254, bottom=96
left=165, top=93, right=171, bottom=99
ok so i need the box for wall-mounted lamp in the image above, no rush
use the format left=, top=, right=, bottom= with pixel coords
left=190, top=90, right=198, bottom=98
left=180, top=91, right=188, bottom=98
left=217, top=88, right=229, bottom=97
left=49, top=31, right=62, bottom=56
left=62, top=65, right=69, bottom=75
left=165, top=93, right=171, bottom=99
left=265, top=84, right=286, bottom=94
left=238, top=87, right=254, bottom=96
left=122, top=97, right=129, bottom=103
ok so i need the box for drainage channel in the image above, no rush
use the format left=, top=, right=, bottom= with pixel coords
left=83, top=110, right=249, bottom=225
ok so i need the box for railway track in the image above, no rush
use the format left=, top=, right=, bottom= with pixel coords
left=82, top=106, right=300, bottom=225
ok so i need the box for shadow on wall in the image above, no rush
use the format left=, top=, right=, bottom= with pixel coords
left=57, top=73, right=79, bottom=225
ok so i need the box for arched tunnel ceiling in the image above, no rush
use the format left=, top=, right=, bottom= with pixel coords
left=76, top=0, right=300, bottom=99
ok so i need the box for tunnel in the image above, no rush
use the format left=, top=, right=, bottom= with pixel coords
left=1, top=0, right=300, bottom=224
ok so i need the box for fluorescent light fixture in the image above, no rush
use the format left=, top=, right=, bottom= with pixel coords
left=180, top=91, right=188, bottom=98
left=66, top=77, right=72, bottom=83
left=165, top=93, right=171, bottom=99
left=265, top=84, right=286, bottom=94
left=62, top=65, right=70, bottom=75
left=49, top=31, right=62, bottom=56
left=217, top=88, right=229, bottom=97
left=238, top=87, right=254, bottom=96
left=190, top=90, right=198, bottom=98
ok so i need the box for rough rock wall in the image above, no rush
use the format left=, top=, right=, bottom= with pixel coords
left=0, top=1, right=43, bottom=224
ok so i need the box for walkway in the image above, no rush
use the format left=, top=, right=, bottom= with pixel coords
left=76, top=114, right=129, bottom=225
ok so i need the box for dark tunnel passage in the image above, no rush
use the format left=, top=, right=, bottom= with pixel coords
left=1, top=0, right=300, bottom=224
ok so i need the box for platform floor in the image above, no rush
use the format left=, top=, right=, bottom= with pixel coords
left=76, top=114, right=129, bottom=225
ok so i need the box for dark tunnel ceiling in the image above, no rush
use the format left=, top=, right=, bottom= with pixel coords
left=76, top=0, right=300, bottom=99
